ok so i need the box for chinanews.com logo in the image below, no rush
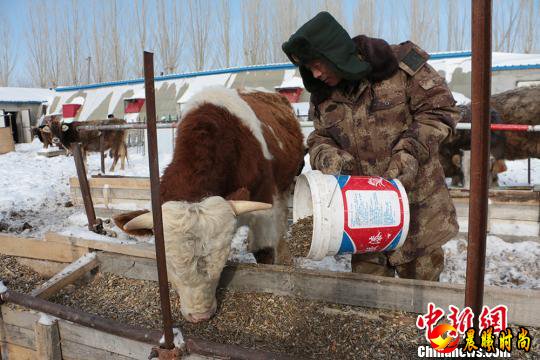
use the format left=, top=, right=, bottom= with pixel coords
left=416, top=303, right=533, bottom=358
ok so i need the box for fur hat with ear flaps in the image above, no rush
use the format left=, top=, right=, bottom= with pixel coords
left=282, top=11, right=372, bottom=93
left=282, top=12, right=401, bottom=103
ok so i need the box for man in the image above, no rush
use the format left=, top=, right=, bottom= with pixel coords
left=282, top=12, right=460, bottom=281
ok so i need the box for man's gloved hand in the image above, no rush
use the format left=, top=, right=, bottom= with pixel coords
left=384, top=151, right=419, bottom=191
left=317, top=148, right=355, bottom=175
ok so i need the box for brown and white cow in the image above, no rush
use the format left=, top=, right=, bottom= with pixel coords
left=43, top=118, right=128, bottom=171
left=113, top=86, right=304, bottom=323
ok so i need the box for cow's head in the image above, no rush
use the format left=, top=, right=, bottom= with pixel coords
left=42, top=119, right=70, bottom=146
left=120, top=196, right=271, bottom=322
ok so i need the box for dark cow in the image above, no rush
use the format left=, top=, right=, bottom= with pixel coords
left=114, top=86, right=304, bottom=322
left=439, top=105, right=506, bottom=186
left=44, top=118, right=128, bottom=171
left=31, top=115, right=62, bottom=149
left=440, top=86, right=540, bottom=186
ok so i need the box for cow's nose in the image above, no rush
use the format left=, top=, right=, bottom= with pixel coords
left=52, top=137, right=60, bottom=144
left=187, top=310, right=214, bottom=323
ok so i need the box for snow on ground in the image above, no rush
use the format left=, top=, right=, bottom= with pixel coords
left=441, top=235, right=540, bottom=289
left=0, top=140, right=539, bottom=289
left=0, top=139, right=170, bottom=238
left=498, top=158, right=540, bottom=187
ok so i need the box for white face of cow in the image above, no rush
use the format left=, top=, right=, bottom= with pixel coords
left=123, top=196, right=271, bottom=322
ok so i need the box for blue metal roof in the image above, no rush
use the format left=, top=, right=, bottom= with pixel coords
left=492, top=64, right=540, bottom=71
left=429, top=51, right=472, bottom=59
left=55, top=63, right=296, bottom=92
left=55, top=51, right=540, bottom=92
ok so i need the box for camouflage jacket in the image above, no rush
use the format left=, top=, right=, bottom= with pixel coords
left=307, top=42, right=460, bottom=264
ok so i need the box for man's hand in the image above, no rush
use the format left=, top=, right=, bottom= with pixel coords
left=317, top=148, right=355, bottom=175
left=385, top=151, right=419, bottom=191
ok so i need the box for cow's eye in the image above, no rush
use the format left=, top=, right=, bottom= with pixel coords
left=42, top=126, right=51, bottom=133
left=62, top=125, right=69, bottom=132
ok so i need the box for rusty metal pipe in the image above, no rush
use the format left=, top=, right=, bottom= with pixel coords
left=76, top=122, right=177, bottom=131
left=0, top=290, right=162, bottom=344
left=465, top=0, right=492, bottom=325
left=71, top=143, right=97, bottom=231
left=143, top=51, right=175, bottom=349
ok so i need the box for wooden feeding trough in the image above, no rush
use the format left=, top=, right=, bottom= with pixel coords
left=1, top=232, right=539, bottom=359
left=70, top=176, right=540, bottom=241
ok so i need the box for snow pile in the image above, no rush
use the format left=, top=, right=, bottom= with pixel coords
left=441, top=235, right=540, bottom=289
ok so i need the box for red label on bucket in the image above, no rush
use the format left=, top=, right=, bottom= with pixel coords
left=337, top=176, right=408, bottom=254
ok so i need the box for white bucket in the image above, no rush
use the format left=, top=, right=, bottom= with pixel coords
left=293, top=170, right=410, bottom=260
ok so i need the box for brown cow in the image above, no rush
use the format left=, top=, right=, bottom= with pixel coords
left=43, top=118, right=128, bottom=171
left=31, top=115, right=62, bottom=149
left=114, top=86, right=304, bottom=322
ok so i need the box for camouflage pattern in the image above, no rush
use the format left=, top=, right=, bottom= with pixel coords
left=351, top=247, right=445, bottom=281
left=307, top=42, right=460, bottom=276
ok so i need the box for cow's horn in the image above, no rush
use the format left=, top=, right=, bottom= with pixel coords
left=124, top=212, right=154, bottom=231
left=228, top=201, right=272, bottom=215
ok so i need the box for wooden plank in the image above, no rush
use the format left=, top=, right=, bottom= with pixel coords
left=31, top=253, right=99, bottom=299
left=0, top=343, right=37, bottom=360
left=61, top=340, right=136, bottom=360
left=71, top=187, right=151, bottom=201
left=57, top=320, right=154, bottom=359
left=453, top=201, right=539, bottom=221
left=71, top=194, right=150, bottom=209
left=98, top=254, right=540, bottom=327
left=221, top=264, right=540, bottom=327
left=44, top=232, right=155, bottom=259
left=70, top=177, right=150, bottom=190
left=0, top=323, right=35, bottom=349
left=488, top=203, right=539, bottom=221
left=450, top=188, right=539, bottom=204
left=34, top=320, right=61, bottom=360
left=97, top=253, right=158, bottom=281
left=1, top=306, right=39, bottom=330
left=0, top=234, right=88, bottom=263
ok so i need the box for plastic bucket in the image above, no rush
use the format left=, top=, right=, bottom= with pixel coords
left=293, top=170, right=410, bottom=260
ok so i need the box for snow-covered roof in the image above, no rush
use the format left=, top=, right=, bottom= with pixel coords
left=177, top=73, right=232, bottom=104
left=0, top=87, right=54, bottom=104
left=430, top=52, right=540, bottom=83
left=276, top=76, right=303, bottom=89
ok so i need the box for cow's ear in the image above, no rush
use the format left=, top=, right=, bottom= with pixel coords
left=62, top=124, right=69, bottom=132
left=42, top=126, right=51, bottom=133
